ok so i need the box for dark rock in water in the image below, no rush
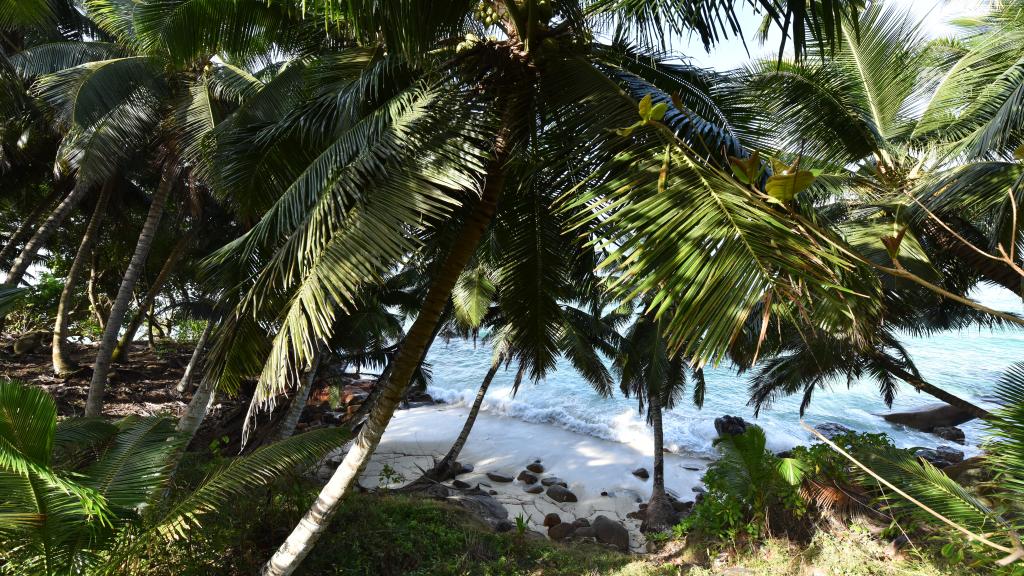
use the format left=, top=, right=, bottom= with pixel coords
left=486, top=472, right=514, bottom=483
left=574, top=526, right=596, bottom=539
left=572, top=518, right=590, bottom=528
left=407, top=391, right=434, bottom=403
left=932, top=426, right=966, bottom=444
left=632, top=467, right=650, bottom=480
left=600, top=491, right=609, bottom=497
left=446, top=492, right=509, bottom=530
left=524, top=484, right=544, bottom=494
left=883, top=403, right=976, bottom=431
left=672, top=501, right=694, bottom=515
left=517, top=470, right=538, bottom=484
left=913, top=448, right=959, bottom=468
left=936, top=445, right=965, bottom=465
left=592, top=515, right=629, bottom=551
left=548, top=522, right=575, bottom=541
left=543, top=513, right=561, bottom=527
left=546, top=485, right=578, bottom=503
left=814, top=422, right=854, bottom=439
left=714, top=415, right=748, bottom=437
left=527, top=462, right=545, bottom=474
left=451, top=479, right=471, bottom=490
left=540, top=476, right=567, bottom=487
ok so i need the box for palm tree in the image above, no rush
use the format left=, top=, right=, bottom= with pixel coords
left=613, top=310, right=704, bottom=533
left=224, top=2, right=868, bottom=572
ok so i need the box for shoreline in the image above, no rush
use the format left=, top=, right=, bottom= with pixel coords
left=359, top=403, right=710, bottom=551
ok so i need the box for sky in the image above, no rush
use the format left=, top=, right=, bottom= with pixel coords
left=674, top=0, right=989, bottom=71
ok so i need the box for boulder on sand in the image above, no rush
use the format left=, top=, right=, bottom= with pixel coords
left=486, top=472, right=514, bottom=483
left=548, top=522, right=575, bottom=540
left=540, top=476, right=567, bottom=487
left=543, top=512, right=561, bottom=527
left=592, top=515, right=629, bottom=551
left=883, top=403, right=976, bottom=431
left=631, top=467, right=650, bottom=480
left=527, top=461, right=545, bottom=474
left=524, top=484, right=544, bottom=494
left=446, top=491, right=509, bottom=531
left=517, top=470, right=538, bottom=484
left=714, top=415, right=748, bottom=437
left=546, top=485, right=578, bottom=503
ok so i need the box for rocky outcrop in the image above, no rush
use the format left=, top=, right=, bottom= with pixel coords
left=540, top=476, right=567, bottom=487
left=543, top=513, right=561, bottom=527
left=714, top=415, right=748, bottom=437
left=883, top=403, right=976, bottom=431
left=446, top=490, right=509, bottom=531
left=546, top=484, right=578, bottom=503
left=526, top=461, right=544, bottom=474
left=524, top=484, right=543, bottom=494
left=914, top=445, right=965, bottom=468
left=517, top=470, right=538, bottom=484
left=548, top=522, right=575, bottom=540
left=932, top=426, right=965, bottom=444
left=592, top=515, right=629, bottom=551
left=486, top=471, right=514, bottom=483
left=814, top=422, right=853, bottom=439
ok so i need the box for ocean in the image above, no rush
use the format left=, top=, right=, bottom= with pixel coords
left=425, top=285, right=1023, bottom=457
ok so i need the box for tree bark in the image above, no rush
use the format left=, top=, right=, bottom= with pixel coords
left=885, top=363, right=991, bottom=420
left=176, top=321, right=213, bottom=394
left=2, top=180, right=85, bottom=288
left=176, top=373, right=217, bottom=438
left=272, top=349, right=323, bottom=443
left=86, top=256, right=107, bottom=331
left=84, top=168, right=173, bottom=417
left=410, top=354, right=501, bottom=486
left=260, top=123, right=510, bottom=576
left=0, top=189, right=56, bottom=270
left=112, top=234, right=188, bottom=363
left=641, top=393, right=677, bottom=533
left=52, top=180, right=113, bottom=376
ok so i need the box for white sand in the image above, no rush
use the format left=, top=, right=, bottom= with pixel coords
left=356, top=403, right=711, bottom=550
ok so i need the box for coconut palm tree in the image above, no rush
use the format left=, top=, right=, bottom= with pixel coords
left=613, top=309, right=704, bottom=533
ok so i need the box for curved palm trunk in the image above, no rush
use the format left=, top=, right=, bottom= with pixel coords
left=260, top=127, right=510, bottom=576
left=885, top=363, right=991, bottom=420
left=641, top=394, right=676, bottom=533
left=411, top=354, right=502, bottom=486
left=112, top=235, right=188, bottom=363
left=272, top=349, right=323, bottom=443
left=177, top=372, right=216, bottom=437
left=52, top=181, right=114, bottom=376
left=87, top=257, right=107, bottom=331
left=2, top=181, right=85, bottom=288
left=84, top=169, right=173, bottom=417
left=0, top=190, right=56, bottom=270
left=176, top=321, right=213, bottom=394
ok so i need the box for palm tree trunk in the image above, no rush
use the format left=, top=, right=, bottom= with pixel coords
left=885, top=363, right=991, bottom=420
left=176, top=321, right=212, bottom=394
left=412, top=354, right=501, bottom=485
left=641, top=393, right=676, bottom=533
left=84, top=168, right=173, bottom=417
left=260, top=123, right=511, bottom=576
left=177, top=373, right=217, bottom=437
left=52, top=180, right=113, bottom=376
left=2, top=180, right=85, bottom=288
left=272, top=350, right=323, bottom=443
left=0, top=189, right=56, bottom=270
left=87, top=257, right=107, bottom=331
left=112, top=234, right=188, bottom=363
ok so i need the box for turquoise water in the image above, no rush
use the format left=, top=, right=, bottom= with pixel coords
left=425, top=286, right=1023, bottom=457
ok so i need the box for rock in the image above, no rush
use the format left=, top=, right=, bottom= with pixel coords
left=883, top=403, right=977, bottom=431
left=548, top=522, right=575, bottom=541
left=407, top=391, right=434, bottom=403
left=446, top=492, right=509, bottom=530
left=815, top=422, right=854, bottom=439
left=12, top=331, right=47, bottom=355
left=517, top=470, right=538, bottom=484
left=714, top=415, right=748, bottom=437
left=526, top=462, right=545, bottom=474
left=540, top=476, right=567, bottom=487
left=936, top=445, right=965, bottom=465
left=543, top=513, right=562, bottom=527
left=572, top=518, right=590, bottom=528
left=524, top=484, right=544, bottom=494
left=600, top=491, right=609, bottom=497
left=913, top=448, right=955, bottom=468
left=592, top=515, right=630, bottom=551
left=574, top=526, right=596, bottom=539
left=632, top=467, right=650, bottom=480
left=486, top=472, right=514, bottom=483
left=933, top=426, right=966, bottom=444
left=488, top=490, right=498, bottom=495
left=546, top=485, right=578, bottom=503
left=451, top=479, right=471, bottom=490
left=943, top=456, right=992, bottom=484
left=455, top=462, right=474, bottom=475
left=672, top=500, right=694, bottom=515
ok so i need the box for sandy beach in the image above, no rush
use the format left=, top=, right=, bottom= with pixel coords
left=357, top=403, right=711, bottom=550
